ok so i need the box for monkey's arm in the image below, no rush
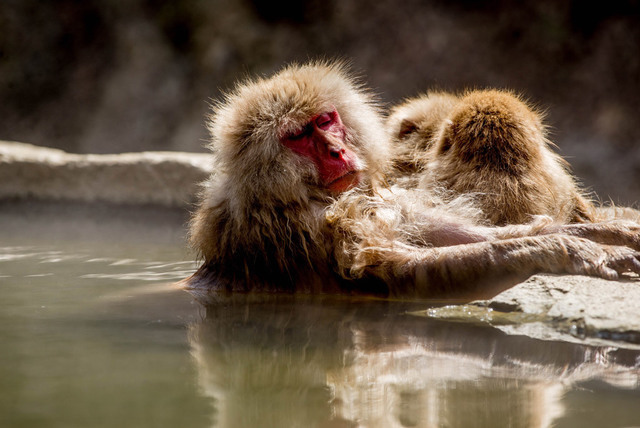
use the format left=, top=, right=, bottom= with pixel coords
left=355, top=234, right=640, bottom=301
left=472, top=217, right=640, bottom=252
left=542, top=220, right=640, bottom=251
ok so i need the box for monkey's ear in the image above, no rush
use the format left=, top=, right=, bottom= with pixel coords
left=398, top=119, right=419, bottom=139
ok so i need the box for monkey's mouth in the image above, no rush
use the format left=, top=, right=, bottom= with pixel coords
left=327, top=171, right=361, bottom=193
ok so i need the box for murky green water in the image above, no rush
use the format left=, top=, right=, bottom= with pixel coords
left=1, top=202, right=640, bottom=428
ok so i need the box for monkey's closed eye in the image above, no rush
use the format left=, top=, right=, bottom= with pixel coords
left=316, top=111, right=336, bottom=129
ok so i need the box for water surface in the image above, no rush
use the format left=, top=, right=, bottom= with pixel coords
left=1, top=202, right=639, bottom=427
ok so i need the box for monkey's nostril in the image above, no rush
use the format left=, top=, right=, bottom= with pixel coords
left=330, top=150, right=341, bottom=159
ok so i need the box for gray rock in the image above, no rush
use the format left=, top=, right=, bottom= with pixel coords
left=417, top=274, right=640, bottom=349
left=0, top=141, right=213, bottom=207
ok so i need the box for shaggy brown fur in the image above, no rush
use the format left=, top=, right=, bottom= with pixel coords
left=388, top=90, right=595, bottom=225
left=185, top=62, right=640, bottom=300
left=386, top=92, right=459, bottom=186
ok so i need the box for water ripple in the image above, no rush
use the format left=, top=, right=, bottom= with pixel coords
left=0, top=246, right=195, bottom=282
left=81, top=270, right=194, bottom=281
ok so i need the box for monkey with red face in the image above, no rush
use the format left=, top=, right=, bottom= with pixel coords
left=186, top=62, right=640, bottom=300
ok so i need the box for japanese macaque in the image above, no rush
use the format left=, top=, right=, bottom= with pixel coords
left=185, top=62, right=640, bottom=300
left=387, top=90, right=595, bottom=225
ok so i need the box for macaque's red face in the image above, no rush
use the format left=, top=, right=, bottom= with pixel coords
left=281, top=109, right=361, bottom=194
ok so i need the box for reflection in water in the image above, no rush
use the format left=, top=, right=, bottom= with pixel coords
left=2, top=232, right=639, bottom=427
left=188, top=296, right=640, bottom=428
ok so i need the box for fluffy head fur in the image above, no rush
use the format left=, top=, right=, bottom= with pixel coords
left=189, top=61, right=391, bottom=291
left=387, top=91, right=459, bottom=180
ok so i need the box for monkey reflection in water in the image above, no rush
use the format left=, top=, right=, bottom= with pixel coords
left=188, top=298, right=640, bottom=427
left=185, top=61, right=640, bottom=300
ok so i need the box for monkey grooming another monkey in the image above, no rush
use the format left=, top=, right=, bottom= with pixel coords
left=185, top=62, right=640, bottom=300
left=387, top=90, right=595, bottom=225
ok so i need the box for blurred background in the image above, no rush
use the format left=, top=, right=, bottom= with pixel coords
left=1, top=0, right=639, bottom=203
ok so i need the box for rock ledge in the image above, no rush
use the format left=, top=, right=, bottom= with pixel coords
left=0, top=141, right=212, bottom=207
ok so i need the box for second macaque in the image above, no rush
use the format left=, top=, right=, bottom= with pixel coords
left=387, top=90, right=595, bottom=225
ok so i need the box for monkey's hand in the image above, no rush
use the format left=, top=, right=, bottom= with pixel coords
left=546, top=220, right=640, bottom=252
left=557, top=235, right=640, bottom=280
